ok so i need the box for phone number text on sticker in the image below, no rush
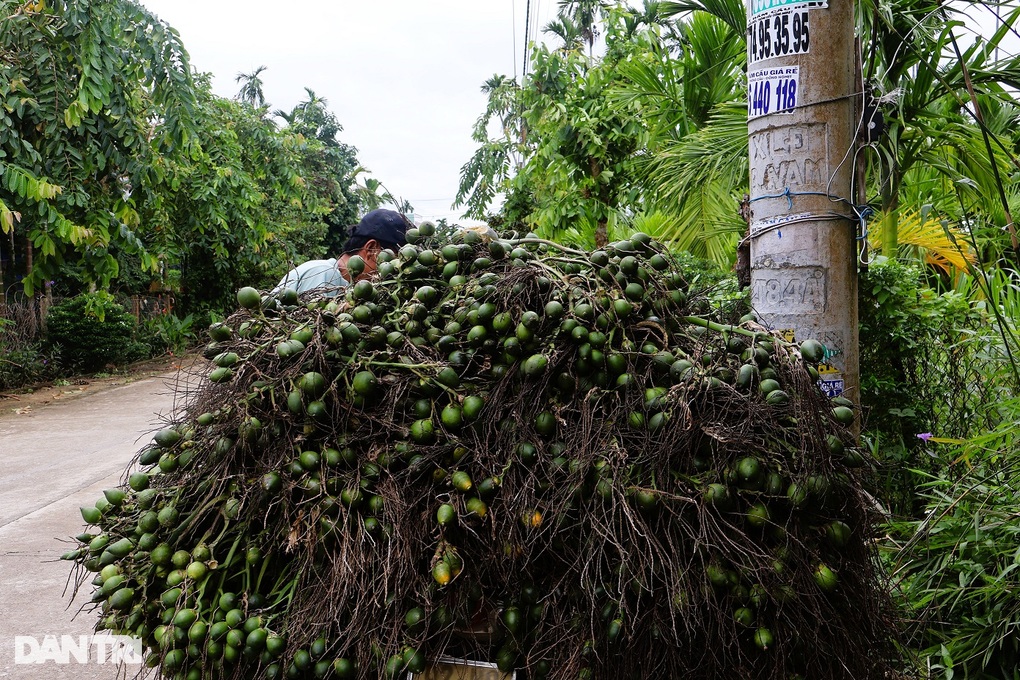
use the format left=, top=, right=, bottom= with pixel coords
left=750, top=0, right=826, bottom=17
left=748, top=67, right=799, bottom=119
left=749, top=9, right=809, bottom=63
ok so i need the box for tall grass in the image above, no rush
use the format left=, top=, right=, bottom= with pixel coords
left=887, top=265, right=1020, bottom=679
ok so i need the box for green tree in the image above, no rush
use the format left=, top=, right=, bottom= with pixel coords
left=634, top=0, right=1020, bottom=265
left=458, top=4, right=658, bottom=247
left=0, top=0, right=385, bottom=316
left=556, top=0, right=610, bottom=53
left=542, top=15, right=585, bottom=52
left=274, top=88, right=362, bottom=256
left=455, top=74, right=524, bottom=221
left=613, top=0, right=747, bottom=262
left=146, top=78, right=395, bottom=316
left=351, top=168, right=412, bottom=217
left=458, top=2, right=746, bottom=251
left=458, top=0, right=1020, bottom=273
left=136, top=77, right=310, bottom=314
left=0, top=0, right=197, bottom=295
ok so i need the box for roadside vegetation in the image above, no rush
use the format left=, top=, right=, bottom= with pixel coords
left=0, top=0, right=405, bottom=388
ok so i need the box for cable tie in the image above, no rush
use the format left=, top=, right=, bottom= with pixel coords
left=855, top=205, right=875, bottom=241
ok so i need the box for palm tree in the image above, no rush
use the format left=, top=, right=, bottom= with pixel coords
left=658, top=0, right=745, bottom=34
left=639, top=104, right=749, bottom=264
left=557, top=0, right=610, bottom=53
left=610, top=0, right=747, bottom=264
left=351, top=167, right=398, bottom=212
left=627, top=0, right=1020, bottom=267
left=859, top=0, right=1020, bottom=257
left=543, top=15, right=585, bottom=52
left=617, top=1, right=672, bottom=38
left=278, top=88, right=344, bottom=146
left=235, top=66, right=268, bottom=108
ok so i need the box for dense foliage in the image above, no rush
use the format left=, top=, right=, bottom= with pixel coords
left=456, top=3, right=746, bottom=256
left=458, top=0, right=1020, bottom=268
left=859, top=261, right=977, bottom=442
left=143, top=80, right=332, bottom=318
left=891, top=456, right=1020, bottom=680
left=842, top=254, right=1020, bottom=679
left=0, top=0, right=197, bottom=294
left=0, top=0, right=403, bottom=388
left=0, top=0, right=390, bottom=318
left=875, top=266, right=1020, bottom=679
left=45, top=293, right=148, bottom=372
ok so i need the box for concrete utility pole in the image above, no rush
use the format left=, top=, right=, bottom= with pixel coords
left=745, top=0, right=859, bottom=403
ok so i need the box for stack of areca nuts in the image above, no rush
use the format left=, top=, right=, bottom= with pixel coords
left=65, top=225, right=897, bottom=680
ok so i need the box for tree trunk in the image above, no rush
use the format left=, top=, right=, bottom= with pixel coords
left=881, top=206, right=899, bottom=257
left=735, top=228, right=751, bottom=290
left=41, top=282, right=53, bottom=332
left=595, top=218, right=608, bottom=248
left=880, top=161, right=900, bottom=257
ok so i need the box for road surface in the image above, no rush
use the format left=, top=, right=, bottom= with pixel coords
left=0, top=371, right=191, bottom=678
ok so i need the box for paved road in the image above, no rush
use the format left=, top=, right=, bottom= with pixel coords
left=0, top=372, right=190, bottom=678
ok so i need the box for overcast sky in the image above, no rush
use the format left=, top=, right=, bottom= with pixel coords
left=138, top=1, right=564, bottom=225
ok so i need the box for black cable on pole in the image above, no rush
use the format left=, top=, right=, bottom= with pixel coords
left=523, top=0, right=531, bottom=78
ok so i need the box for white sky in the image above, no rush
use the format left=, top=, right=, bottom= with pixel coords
left=138, top=1, right=564, bottom=225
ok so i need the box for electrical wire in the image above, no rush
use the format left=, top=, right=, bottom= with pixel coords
left=743, top=211, right=851, bottom=244
left=747, top=88, right=873, bottom=258
left=533, top=0, right=542, bottom=45
left=512, top=0, right=518, bottom=80
left=523, top=0, right=532, bottom=78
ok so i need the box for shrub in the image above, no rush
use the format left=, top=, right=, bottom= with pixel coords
left=0, top=343, right=58, bottom=390
left=857, top=259, right=991, bottom=514
left=889, top=417, right=1020, bottom=679
left=0, top=317, right=59, bottom=390
left=874, top=264, right=1020, bottom=678
left=859, top=258, right=978, bottom=440
left=45, top=293, right=149, bottom=372
left=140, top=313, right=196, bottom=356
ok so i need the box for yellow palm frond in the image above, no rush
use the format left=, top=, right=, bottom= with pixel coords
left=869, top=210, right=976, bottom=274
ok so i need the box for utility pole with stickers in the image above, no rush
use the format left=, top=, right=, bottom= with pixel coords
left=745, top=0, right=860, bottom=408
